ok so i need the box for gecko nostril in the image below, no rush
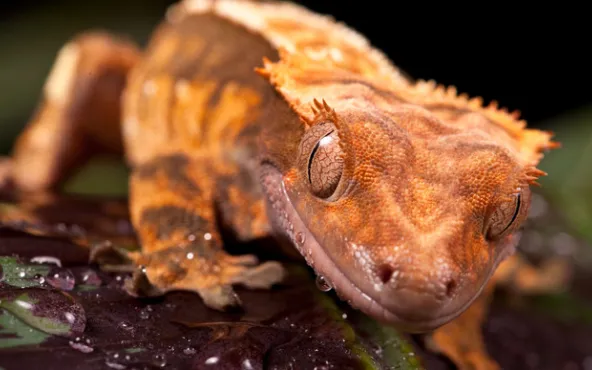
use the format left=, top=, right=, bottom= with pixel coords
left=377, top=263, right=395, bottom=284
left=445, top=278, right=457, bottom=298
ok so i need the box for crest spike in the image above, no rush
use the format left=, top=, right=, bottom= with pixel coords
left=299, top=116, right=312, bottom=127
left=313, top=98, right=324, bottom=111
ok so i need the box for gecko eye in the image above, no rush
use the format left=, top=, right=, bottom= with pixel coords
left=304, top=124, right=344, bottom=199
left=486, top=189, right=526, bottom=240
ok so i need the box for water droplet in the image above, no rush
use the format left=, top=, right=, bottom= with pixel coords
left=187, top=234, right=196, bottom=242
left=105, top=360, right=126, bottom=370
left=342, top=313, right=347, bottom=319
left=205, top=356, right=219, bottom=365
left=153, top=353, right=167, bottom=367
left=243, top=359, right=254, bottom=370
left=30, top=256, right=62, bottom=267
left=204, top=232, right=212, bottom=241
left=315, top=275, right=332, bottom=292
left=295, top=232, right=305, bottom=246
left=139, top=308, right=150, bottom=320
left=183, top=347, right=196, bottom=355
left=0, top=287, right=86, bottom=336
left=46, top=267, right=75, bottom=290
left=69, top=338, right=94, bottom=353
left=81, top=270, right=102, bottom=286
left=119, top=321, right=133, bottom=330
left=186, top=252, right=194, bottom=260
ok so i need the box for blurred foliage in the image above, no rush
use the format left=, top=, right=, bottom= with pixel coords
left=537, top=106, right=592, bottom=243
left=0, top=0, right=173, bottom=153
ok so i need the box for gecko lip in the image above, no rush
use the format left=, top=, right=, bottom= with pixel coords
left=261, top=163, right=488, bottom=333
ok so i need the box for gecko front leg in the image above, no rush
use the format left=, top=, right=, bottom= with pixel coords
left=112, top=153, right=285, bottom=310
left=426, top=280, right=499, bottom=370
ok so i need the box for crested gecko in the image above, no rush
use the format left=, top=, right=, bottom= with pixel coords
left=1, top=1, right=566, bottom=369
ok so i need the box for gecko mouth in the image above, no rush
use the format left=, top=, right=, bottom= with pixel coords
left=260, top=163, right=490, bottom=333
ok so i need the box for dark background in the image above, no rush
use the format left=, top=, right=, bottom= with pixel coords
left=0, top=0, right=589, bottom=149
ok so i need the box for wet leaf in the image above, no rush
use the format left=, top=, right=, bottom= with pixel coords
left=0, top=256, right=49, bottom=288
left=0, top=288, right=86, bottom=337
left=0, top=310, right=49, bottom=348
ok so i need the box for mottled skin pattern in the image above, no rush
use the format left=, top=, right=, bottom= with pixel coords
left=1, top=1, right=563, bottom=369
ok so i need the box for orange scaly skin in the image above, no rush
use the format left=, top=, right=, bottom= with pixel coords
left=2, top=1, right=561, bottom=369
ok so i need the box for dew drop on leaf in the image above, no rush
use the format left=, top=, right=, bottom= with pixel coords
left=30, top=256, right=62, bottom=267
left=183, top=347, right=196, bottom=355
left=139, top=308, right=150, bottom=320
left=46, top=267, right=76, bottom=291
left=153, top=353, right=167, bottom=367
left=80, top=269, right=102, bottom=286
left=119, top=321, right=133, bottom=330
left=69, top=337, right=94, bottom=353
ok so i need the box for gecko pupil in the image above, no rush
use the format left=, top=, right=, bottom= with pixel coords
left=499, top=193, right=522, bottom=236
left=507, top=193, right=521, bottom=229
left=307, top=130, right=334, bottom=184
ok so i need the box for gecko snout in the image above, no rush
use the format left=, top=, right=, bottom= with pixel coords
left=373, top=260, right=467, bottom=332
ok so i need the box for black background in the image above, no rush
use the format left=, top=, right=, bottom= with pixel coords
left=0, top=0, right=589, bottom=128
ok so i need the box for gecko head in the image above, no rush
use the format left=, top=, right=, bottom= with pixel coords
left=260, top=100, right=545, bottom=332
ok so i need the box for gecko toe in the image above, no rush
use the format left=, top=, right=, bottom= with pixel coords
left=199, top=284, right=243, bottom=311
left=231, top=261, right=286, bottom=289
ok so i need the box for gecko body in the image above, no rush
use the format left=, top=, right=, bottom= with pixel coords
left=4, top=1, right=560, bottom=369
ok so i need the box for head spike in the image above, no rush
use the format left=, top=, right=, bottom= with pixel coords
left=313, top=98, right=324, bottom=111
left=299, top=116, right=312, bottom=127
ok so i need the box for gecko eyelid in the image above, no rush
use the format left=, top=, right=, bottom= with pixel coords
left=487, top=191, right=523, bottom=240
left=503, top=192, right=521, bottom=234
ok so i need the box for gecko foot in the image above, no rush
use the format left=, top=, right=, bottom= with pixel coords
left=426, top=333, right=499, bottom=370
left=121, top=245, right=285, bottom=310
left=493, top=254, right=572, bottom=295
left=89, top=240, right=136, bottom=271
left=425, top=280, right=499, bottom=370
